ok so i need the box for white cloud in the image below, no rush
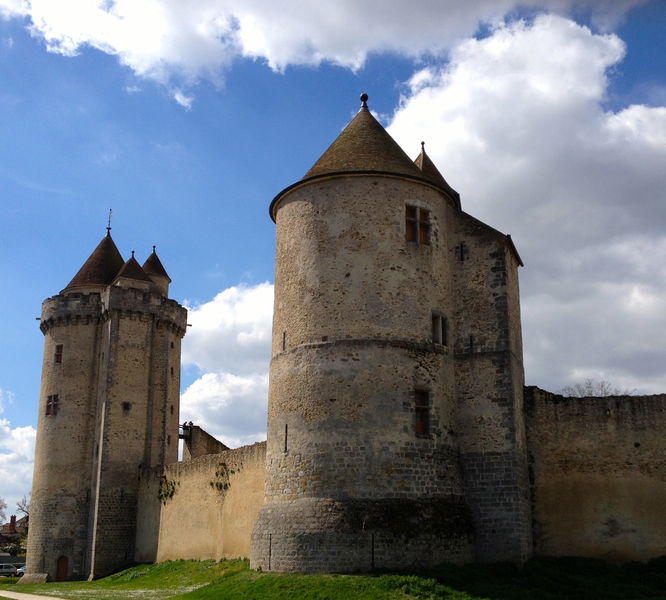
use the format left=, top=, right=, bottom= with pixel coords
left=180, top=282, right=273, bottom=446
left=181, top=372, right=268, bottom=448
left=171, top=88, right=193, bottom=109
left=182, top=281, right=273, bottom=375
left=0, top=388, right=14, bottom=414
left=0, top=0, right=646, bottom=103
left=387, top=14, right=666, bottom=394
left=0, top=390, right=35, bottom=515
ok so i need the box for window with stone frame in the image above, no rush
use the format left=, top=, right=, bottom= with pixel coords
left=46, top=394, right=60, bottom=416
left=431, top=313, right=448, bottom=346
left=414, top=390, right=430, bottom=435
left=405, top=205, right=431, bottom=245
left=54, top=344, right=63, bottom=364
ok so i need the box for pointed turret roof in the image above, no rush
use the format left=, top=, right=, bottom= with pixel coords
left=270, top=94, right=461, bottom=219
left=414, top=142, right=447, bottom=188
left=114, top=253, right=152, bottom=283
left=413, top=142, right=460, bottom=205
left=63, top=230, right=125, bottom=292
left=303, top=94, right=424, bottom=181
left=142, top=247, right=171, bottom=282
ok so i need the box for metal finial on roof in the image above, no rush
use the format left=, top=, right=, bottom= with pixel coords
left=106, top=208, right=113, bottom=235
left=152, top=245, right=156, bottom=253
left=421, top=141, right=425, bottom=151
left=360, top=93, right=368, bottom=108
left=131, top=250, right=135, bottom=258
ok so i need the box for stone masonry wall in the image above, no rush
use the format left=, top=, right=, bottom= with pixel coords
left=253, top=174, right=473, bottom=572
left=26, top=293, right=102, bottom=581
left=87, top=287, right=186, bottom=578
left=452, top=214, right=532, bottom=564
left=153, top=442, right=266, bottom=562
left=183, top=425, right=230, bottom=460
left=525, top=386, right=666, bottom=561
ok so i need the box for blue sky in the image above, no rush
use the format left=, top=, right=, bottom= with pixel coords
left=0, top=0, right=665, bottom=511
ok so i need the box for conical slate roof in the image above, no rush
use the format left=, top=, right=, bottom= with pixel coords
left=303, top=99, right=424, bottom=181
left=114, top=254, right=152, bottom=283
left=142, top=248, right=171, bottom=282
left=413, top=142, right=459, bottom=201
left=414, top=143, right=448, bottom=188
left=63, top=231, right=124, bottom=291
left=270, top=95, right=461, bottom=220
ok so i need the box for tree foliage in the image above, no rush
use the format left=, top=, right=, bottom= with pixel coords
left=16, top=494, right=30, bottom=518
left=560, top=378, right=635, bottom=397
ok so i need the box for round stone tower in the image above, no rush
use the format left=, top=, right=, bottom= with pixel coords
left=251, top=95, right=473, bottom=572
left=24, top=231, right=186, bottom=582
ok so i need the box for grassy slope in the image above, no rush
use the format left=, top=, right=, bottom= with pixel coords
left=0, top=557, right=665, bottom=600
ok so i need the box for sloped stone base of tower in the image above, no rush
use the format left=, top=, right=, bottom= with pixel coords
left=18, top=573, right=49, bottom=584
left=251, top=497, right=473, bottom=573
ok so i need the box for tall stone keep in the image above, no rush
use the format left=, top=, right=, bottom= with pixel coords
left=251, top=95, right=531, bottom=572
left=23, top=231, right=187, bottom=582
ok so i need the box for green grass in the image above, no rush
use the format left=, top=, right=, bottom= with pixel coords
left=0, top=557, right=665, bottom=600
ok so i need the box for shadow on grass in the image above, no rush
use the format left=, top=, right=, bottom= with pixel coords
left=170, top=557, right=666, bottom=600
left=411, top=556, right=666, bottom=600
left=2, top=557, right=666, bottom=600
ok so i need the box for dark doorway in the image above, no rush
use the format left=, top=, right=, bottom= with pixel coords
left=56, top=555, right=68, bottom=581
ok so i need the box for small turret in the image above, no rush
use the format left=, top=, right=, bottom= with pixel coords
left=142, top=246, right=172, bottom=296
left=414, top=141, right=460, bottom=208
left=112, top=252, right=152, bottom=291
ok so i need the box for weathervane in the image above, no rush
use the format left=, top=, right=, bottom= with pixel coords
left=106, top=208, right=113, bottom=234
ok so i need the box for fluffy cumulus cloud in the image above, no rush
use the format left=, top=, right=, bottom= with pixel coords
left=0, top=0, right=645, bottom=99
left=0, top=389, right=35, bottom=513
left=388, top=14, right=666, bottom=394
left=180, top=373, right=268, bottom=448
left=180, top=282, right=273, bottom=447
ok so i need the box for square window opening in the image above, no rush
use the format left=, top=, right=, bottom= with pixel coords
left=46, top=394, right=60, bottom=416
left=406, top=205, right=431, bottom=245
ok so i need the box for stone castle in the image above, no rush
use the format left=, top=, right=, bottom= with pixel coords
left=22, top=96, right=666, bottom=582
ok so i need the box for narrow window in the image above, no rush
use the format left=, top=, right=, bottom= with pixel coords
left=170, top=404, right=174, bottom=415
left=405, top=205, right=417, bottom=242
left=431, top=313, right=448, bottom=346
left=46, top=394, right=60, bottom=416
left=122, top=402, right=131, bottom=414
left=284, top=424, right=288, bottom=453
left=170, top=341, right=175, bottom=349
left=456, top=241, right=468, bottom=261
left=167, top=435, right=171, bottom=446
left=170, top=366, right=174, bottom=377
left=281, top=331, right=287, bottom=352
left=54, top=344, right=63, bottom=364
left=414, top=390, right=430, bottom=436
left=406, top=205, right=431, bottom=245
